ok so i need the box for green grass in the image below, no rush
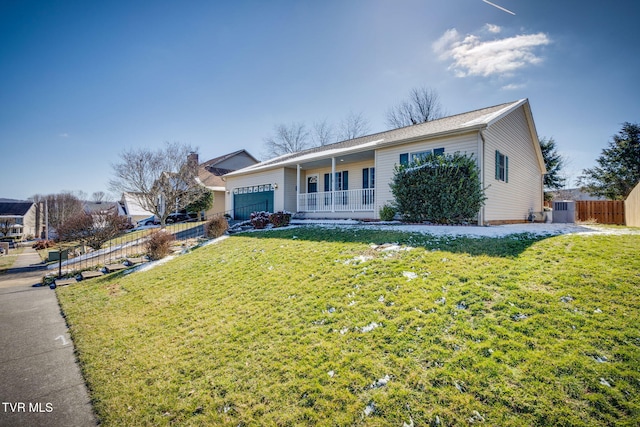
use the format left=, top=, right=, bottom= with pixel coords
left=57, top=227, right=640, bottom=426
left=0, top=246, right=24, bottom=273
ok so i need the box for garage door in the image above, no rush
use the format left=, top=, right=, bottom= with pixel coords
left=233, top=184, right=274, bottom=220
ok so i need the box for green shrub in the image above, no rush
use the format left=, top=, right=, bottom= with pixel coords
left=205, top=216, right=228, bottom=238
left=390, top=152, right=486, bottom=224
left=145, top=230, right=175, bottom=260
left=379, top=203, right=396, bottom=221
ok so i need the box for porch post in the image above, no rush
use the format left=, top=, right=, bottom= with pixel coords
left=296, top=164, right=301, bottom=212
left=331, top=157, right=336, bottom=213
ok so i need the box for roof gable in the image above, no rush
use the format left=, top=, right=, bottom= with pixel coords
left=201, top=149, right=259, bottom=168
left=197, top=150, right=259, bottom=190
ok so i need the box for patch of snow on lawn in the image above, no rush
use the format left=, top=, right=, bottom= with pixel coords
left=403, top=271, right=418, bottom=280
left=370, top=374, right=391, bottom=389
left=125, top=255, right=176, bottom=274
left=358, top=322, right=381, bottom=333
left=363, top=401, right=375, bottom=417
left=344, top=255, right=373, bottom=265
left=288, top=220, right=638, bottom=238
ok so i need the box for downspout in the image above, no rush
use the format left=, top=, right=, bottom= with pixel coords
left=478, top=131, right=486, bottom=225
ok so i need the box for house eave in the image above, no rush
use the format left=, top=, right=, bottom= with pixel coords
left=375, top=125, right=487, bottom=149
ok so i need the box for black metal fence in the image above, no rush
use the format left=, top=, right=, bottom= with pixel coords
left=48, top=220, right=208, bottom=274
left=46, top=201, right=275, bottom=276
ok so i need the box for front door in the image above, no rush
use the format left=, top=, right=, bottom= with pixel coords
left=307, top=175, right=318, bottom=209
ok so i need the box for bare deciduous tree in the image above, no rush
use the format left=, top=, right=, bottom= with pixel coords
left=386, top=87, right=445, bottom=128
left=336, top=111, right=370, bottom=141
left=109, top=142, right=203, bottom=227
left=263, top=113, right=372, bottom=157
left=263, top=122, right=311, bottom=158
left=31, top=192, right=84, bottom=232
left=0, top=217, right=16, bottom=237
left=92, top=191, right=106, bottom=203
left=311, top=119, right=335, bottom=146
left=57, top=207, right=129, bottom=250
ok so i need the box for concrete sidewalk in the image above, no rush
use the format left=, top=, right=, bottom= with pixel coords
left=0, top=245, right=97, bottom=426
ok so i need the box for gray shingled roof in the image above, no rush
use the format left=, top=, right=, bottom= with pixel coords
left=227, top=99, right=527, bottom=176
left=0, top=201, right=34, bottom=216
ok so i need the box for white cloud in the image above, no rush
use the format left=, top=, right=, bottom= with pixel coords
left=59, top=132, right=69, bottom=138
left=486, top=24, right=501, bottom=34
left=501, top=83, right=525, bottom=90
left=433, top=28, right=551, bottom=77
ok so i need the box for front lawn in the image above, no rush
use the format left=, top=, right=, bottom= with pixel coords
left=57, top=227, right=640, bottom=426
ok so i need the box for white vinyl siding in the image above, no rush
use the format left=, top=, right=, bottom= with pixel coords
left=483, top=106, right=543, bottom=222
left=282, top=168, right=297, bottom=213
left=375, top=132, right=479, bottom=218
left=225, top=168, right=291, bottom=214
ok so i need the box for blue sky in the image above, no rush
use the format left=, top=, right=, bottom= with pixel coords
left=1, top=0, right=638, bottom=200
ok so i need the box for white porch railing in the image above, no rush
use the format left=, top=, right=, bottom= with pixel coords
left=298, top=189, right=375, bottom=212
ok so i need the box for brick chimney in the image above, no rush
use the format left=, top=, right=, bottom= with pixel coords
left=187, top=152, right=199, bottom=170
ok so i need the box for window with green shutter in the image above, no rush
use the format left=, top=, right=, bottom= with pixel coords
left=495, top=150, right=509, bottom=182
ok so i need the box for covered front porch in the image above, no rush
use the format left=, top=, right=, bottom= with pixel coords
left=293, top=148, right=377, bottom=218
left=298, top=188, right=375, bottom=213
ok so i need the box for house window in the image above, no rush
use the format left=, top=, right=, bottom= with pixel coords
left=324, top=171, right=349, bottom=191
left=495, top=150, right=509, bottom=182
left=400, top=148, right=445, bottom=165
left=410, top=151, right=431, bottom=163
left=324, top=171, right=349, bottom=205
left=362, top=168, right=375, bottom=189
left=362, top=167, right=375, bottom=205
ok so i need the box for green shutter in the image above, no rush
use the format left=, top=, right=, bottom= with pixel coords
left=495, top=151, right=500, bottom=180
left=434, top=148, right=445, bottom=156
left=324, top=173, right=330, bottom=191
left=400, top=153, right=409, bottom=165
left=505, top=156, right=509, bottom=183
left=343, top=171, right=348, bottom=190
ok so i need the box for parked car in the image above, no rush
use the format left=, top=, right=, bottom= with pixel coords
left=165, top=213, right=191, bottom=224
left=139, top=216, right=159, bottom=226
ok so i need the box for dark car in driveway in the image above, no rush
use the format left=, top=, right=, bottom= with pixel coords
left=166, top=213, right=192, bottom=224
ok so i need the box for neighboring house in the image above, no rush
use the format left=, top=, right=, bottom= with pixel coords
left=224, top=99, right=546, bottom=224
left=548, top=188, right=605, bottom=202
left=0, top=199, right=42, bottom=240
left=118, top=193, right=156, bottom=225
left=84, top=201, right=120, bottom=216
left=117, top=150, right=259, bottom=224
left=193, top=150, right=259, bottom=218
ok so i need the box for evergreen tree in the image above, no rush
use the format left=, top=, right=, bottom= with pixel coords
left=578, top=122, right=640, bottom=200
left=539, top=137, right=566, bottom=190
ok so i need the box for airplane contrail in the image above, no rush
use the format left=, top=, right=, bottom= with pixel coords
left=482, top=0, right=516, bottom=15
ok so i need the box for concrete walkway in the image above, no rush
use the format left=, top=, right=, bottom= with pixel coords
left=0, top=245, right=97, bottom=426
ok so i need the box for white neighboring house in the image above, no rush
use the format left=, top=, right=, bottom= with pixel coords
left=0, top=199, right=42, bottom=240
left=118, top=193, right=156, bottom=225
left=224, top=99, right=546, bottom=224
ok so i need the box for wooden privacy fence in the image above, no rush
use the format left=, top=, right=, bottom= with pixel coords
left=576, top=200, right=625, bottom=225
left=626, top=181, right=640, bottom=227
